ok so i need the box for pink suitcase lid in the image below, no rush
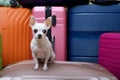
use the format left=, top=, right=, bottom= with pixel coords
left=99, top=32, right=120, bottom=79
left=32, top=7, right=67, bottom=61
left=0, top=60, right=118, bottom=80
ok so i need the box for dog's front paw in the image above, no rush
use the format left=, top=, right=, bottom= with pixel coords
left=33, top=65, right=39, bottom=70
left=43, top=66, right=48, bottom=71
left=34, top=66, right=39, bottom=70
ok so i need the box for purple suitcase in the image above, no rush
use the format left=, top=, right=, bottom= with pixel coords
left=99, top=33, right=120, bottom=79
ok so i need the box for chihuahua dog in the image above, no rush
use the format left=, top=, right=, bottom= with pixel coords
left=29, top=15, right=55, bottom=71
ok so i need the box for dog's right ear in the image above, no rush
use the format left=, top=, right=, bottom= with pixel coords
left=30, top=15, right=36, bottom=27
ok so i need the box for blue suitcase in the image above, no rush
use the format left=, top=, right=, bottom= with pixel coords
left=68, top=4, right=120, bottom=63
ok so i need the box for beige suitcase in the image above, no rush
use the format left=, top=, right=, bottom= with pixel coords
left=0, top=60, right=118, bottom=80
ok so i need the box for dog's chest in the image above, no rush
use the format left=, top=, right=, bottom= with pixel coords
left=34, top=44, right=50, bottom=59
left=31, top=38, right=51, bottom=59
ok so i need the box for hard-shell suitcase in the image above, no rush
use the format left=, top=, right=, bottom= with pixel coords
left=99, top=33, right=120, bottom=79
left=18, top=0, right=89, bottom=8
left=68, top=4, right=120, bottom=63
left=0, top=60, right=118, bottom=80
left=0, top=7, right=32, bottom=66
left=18, top=0, right=64, bottom=8
left=32, top=7, right=67, bottom=61
left=65, top=0, right=89, bottom=6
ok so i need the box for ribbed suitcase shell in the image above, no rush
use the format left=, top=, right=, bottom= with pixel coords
left=0, top=7, right=32, bottom=66
left=99, top=33, right=120, bottom=79
left=32, top=7, right=67, bottom=61
left=68, top=4, right=120, bottom=63
left=0, top=60, right=118, bottom=80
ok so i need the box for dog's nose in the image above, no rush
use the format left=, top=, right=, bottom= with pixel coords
left=38, top=34, right=42, bottom=39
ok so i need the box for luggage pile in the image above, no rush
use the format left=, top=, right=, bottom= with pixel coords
left=0, top=0, right=120, bottom=80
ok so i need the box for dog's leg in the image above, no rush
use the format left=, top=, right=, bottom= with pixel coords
left=50, top=52, right=55, bottom=63
left=43, top=57, right=49, bottom=71
left=32, top=52, right=39, bottom=70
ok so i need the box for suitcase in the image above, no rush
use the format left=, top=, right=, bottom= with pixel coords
left=0, top=7, right=32, bottom=66
left=65, top=0, right=89, bottom=6
left=91, top=0, right=120, bottom=5
left=18, top=0, right=89, bottom=8
left=18, top=0, right=64, bottom=8
left=99, top=33, right=120, bottom=80
left=68, top=4, right=120, bottom=63
left=0, top=60, right=118, bottom=80
left=32, top=6, right=67, bottom=61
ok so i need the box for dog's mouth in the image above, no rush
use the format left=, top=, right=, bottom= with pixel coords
left=38, top=36, right=42, bottom=39
left=38, top=37, right=41, bottom=39
left=38, top=34, right=42, bottom=39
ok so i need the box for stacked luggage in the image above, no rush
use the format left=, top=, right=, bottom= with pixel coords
left=67, top=2, right=120, bottom=79
left=68, top=4, right=120, bottom=63
left=0, top=0, right=120, bottom=80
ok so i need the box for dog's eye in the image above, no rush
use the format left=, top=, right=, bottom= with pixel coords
left=42, top=29, right=46, bottom=34
left=34, top=29, right=38, bottom=33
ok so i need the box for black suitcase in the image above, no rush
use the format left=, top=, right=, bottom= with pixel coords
left=18, top=0, right=89, bottom=8
left=91, top=0, right=120, bottom=5
left=65, top=0, right=89, bottom=6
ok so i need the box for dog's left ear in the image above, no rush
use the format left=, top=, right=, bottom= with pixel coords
left=30, top=15, right=36, bottom=27
left=44, top=17, right=52, bottom=29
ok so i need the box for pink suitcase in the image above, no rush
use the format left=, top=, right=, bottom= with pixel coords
left=32, top=6, right=67, bottom=61
left=99, top=33, right=120, bottom=79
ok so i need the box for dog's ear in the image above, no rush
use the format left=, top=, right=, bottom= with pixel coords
left=44, top=17, right=52, bottom=29
left=30, top=15, right=36, bottom=27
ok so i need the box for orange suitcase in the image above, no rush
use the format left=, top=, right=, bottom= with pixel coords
left=0, top=7, right=32, bottom=66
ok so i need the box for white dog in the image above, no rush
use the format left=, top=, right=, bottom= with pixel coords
left=29, top=15, right=55, bottom=71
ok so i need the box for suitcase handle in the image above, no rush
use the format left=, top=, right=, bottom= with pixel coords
left=52, top=15, right=56, bottom=26
left=52, top=35, right=55, bottom=51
